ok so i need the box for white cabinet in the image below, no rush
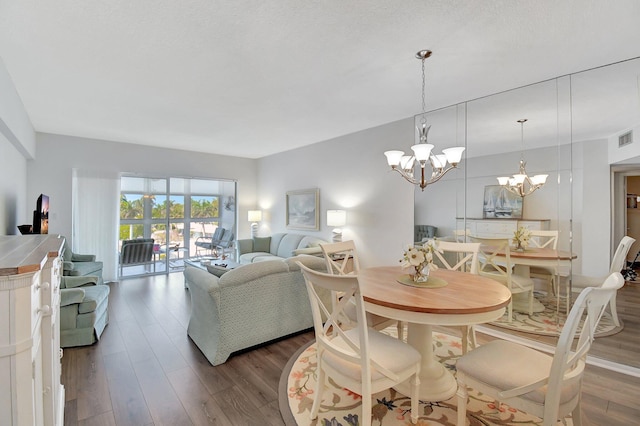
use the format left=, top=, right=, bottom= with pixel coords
left=0, top=235, right=65, bottom=426
left=457, top=218, right=550, bottom=238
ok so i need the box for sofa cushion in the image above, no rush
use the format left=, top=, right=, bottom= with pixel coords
left=275, top=234, right=306, bottom=258
left=292, top=246, right=323, bottom=256
left=77, top=285, right=110, bottom=314
left=61, top=276, right=99, bottom=289
left=206, top=264, right=229, bottom=277
left=253, top=236, right=271, bottom=253
left=65, top=261, right=103, bottom=276
left=285, top=254, right=327, bottom=272
left=61, top=288, right=86, bottom=307
left=238, top=252, right=276, bottom=264
left=220, top=260, right=289, bottom=287
left=269, top=233, right=287, bottom=254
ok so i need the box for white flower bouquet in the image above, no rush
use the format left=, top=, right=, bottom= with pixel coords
left=401, top=240, right=440, bottom=282
left=513, top=226, right=531, bottom=250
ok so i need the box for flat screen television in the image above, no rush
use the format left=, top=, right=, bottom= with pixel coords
left=32, top=194, right=49, bottom=234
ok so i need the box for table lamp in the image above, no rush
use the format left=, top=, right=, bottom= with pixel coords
left=327, top=210, right=346, bottom=242
left=248, top=210, right=262, bottom=238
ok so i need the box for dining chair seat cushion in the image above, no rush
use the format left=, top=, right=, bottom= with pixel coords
left=456, top=340, right=579, bottom=405
left=321, top=327, right=421, bottom=382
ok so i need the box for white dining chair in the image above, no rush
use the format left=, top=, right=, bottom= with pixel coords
left=456, top=272, right=624, bottom=426
left=298, top=263, right=421, bottom=425
left=528, top=230, right=560, bottom=296
left=433, top=240, right=481, bottom=354
left=470, top=236, right=535, bottom=322
left=453, top=229, right=471, bottom=243
left=571, top=236, right=635, bottom=327
left=320, top=241, right=404, bottom=340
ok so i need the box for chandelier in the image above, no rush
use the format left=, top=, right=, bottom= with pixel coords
left=497, top=119, right=548, bottom=197
left=384, top=50, right=465, bottom=191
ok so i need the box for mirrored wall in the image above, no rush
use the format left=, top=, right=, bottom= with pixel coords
left=415, top=56, right=640, bottom=370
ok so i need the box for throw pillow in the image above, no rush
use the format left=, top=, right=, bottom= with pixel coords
left=253, top=236, right=271, bottom=253
left=206, top=264, right=228, bottom=277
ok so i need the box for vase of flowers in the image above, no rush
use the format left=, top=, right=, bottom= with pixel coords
left=401, top=240, right=440, bottom=283
left=513, top=226, right=531, bottom=251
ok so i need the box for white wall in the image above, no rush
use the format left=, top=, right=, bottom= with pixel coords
left=572, top=139, right=613, bottom=276
left=0, top=135, right=28, bottom=235
left=0, top=59, right=34, bottom=235
left=257, top=118, right=415, bottom=268
left=28, top=133, right=259, bottom=248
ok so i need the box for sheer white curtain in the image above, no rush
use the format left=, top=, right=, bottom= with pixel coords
left=71, top=169, right=120, bottom=282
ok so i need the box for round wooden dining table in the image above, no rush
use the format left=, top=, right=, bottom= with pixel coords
left=358, top=266, right=511, bottom=402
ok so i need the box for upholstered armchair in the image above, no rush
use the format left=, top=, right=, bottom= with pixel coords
left=415, top=225, right=437, bottom=244
left=59, top=276, right=110, bottom=347
left=62, top=241, right=104, bottom=285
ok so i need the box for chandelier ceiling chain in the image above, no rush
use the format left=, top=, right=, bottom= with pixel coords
left=384, top=50, right=465, bottom=191
left=497, top=119, right=548, bottom=197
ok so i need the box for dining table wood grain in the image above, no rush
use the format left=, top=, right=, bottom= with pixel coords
left=358, top=265, right=511, bottom=401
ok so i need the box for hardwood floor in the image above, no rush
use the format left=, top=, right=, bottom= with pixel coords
left=62, top=272, right=640, bottom=425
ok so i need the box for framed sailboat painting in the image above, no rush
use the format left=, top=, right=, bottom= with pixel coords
left=483, top=185, right=523, bottom=219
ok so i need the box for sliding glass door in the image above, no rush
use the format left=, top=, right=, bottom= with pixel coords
left=119, top=176, right=236, bottom=278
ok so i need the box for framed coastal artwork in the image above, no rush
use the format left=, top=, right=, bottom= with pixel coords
left=286, top=188, right=319, bottom=230
left=483, top=185, right=523, bottom=219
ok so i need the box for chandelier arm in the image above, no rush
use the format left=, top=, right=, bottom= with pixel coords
left=503, top=173, right=545, bottom=198
left=423, top=164, right=458, bottom=186
left=389, top=167, right=420, bottom=186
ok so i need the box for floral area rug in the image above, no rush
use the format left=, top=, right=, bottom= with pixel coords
left=280, top=331, right=573, bottom=426
left=490, top=293, right=622, bottom=337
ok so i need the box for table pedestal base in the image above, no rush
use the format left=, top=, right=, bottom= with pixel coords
left=394, top=323, right=457, bottom=402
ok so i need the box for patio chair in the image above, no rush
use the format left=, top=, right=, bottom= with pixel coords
left=216, top=231, right=235, bottom=259
left=119, top=238, right=155, bottom=276
left=194, top=227, right=225, bottom=257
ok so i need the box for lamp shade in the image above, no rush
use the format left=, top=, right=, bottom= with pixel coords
left=411, top=143, right=434, bottom=162
left=442, top=146, right=465, bottom=164
left=326, top=210, right=346, bottom=227
left=248, top=210, right=262, bottom=222
left=384, top=150, right=404, bottom=166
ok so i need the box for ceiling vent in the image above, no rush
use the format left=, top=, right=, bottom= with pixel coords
left=619, top=131, right=633, bottom=147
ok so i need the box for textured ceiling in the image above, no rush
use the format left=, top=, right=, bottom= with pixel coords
left=1, top=1, right=640, bottom=158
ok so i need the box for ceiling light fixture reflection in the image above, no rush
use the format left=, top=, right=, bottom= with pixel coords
left=497, top=119, right=548, bottom=197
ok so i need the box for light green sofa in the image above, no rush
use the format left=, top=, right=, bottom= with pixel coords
left=236, top=232, right=327, bottom=264
left=184, top=254, right=329, bottom=365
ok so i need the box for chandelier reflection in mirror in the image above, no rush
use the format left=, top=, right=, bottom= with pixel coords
left=384, top=50, right=465, bottom=191
left=497, top=119, right=548, bottom=197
